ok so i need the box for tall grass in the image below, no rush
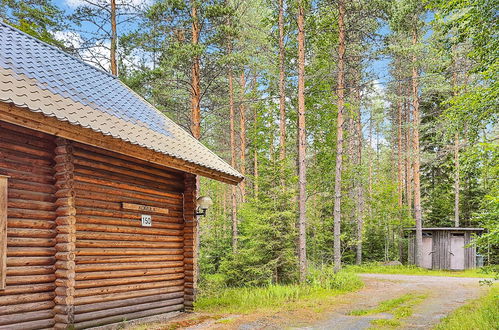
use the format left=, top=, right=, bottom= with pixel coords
left=195, top=266, right=363, bottom=314
left=346, top=262, right=496, bottom=278
left=434, top=286, right=499, bottom=330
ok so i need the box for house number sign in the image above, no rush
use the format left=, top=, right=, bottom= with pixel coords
left=141, top=214, right=152, bottom=227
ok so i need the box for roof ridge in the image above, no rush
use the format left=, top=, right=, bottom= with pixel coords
left=0, top=21, right=119, bottom=80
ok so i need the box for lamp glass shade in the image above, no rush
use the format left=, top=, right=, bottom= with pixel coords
left=197, top=196, right=213, bottom=210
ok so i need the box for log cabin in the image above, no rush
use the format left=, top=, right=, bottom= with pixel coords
left=0, top=22, right=243, bottom=329
left=407, top=228, right=483, bottom=270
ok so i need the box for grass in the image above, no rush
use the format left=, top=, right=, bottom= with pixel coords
left=434, top=286, right=499, bottom=330
left=195, top=269, right=363, bottom=314
left=346, top=263, right=496, bottom=278
left=350, top=293, right=428, bottom=329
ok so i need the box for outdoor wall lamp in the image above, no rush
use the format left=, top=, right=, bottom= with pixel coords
left=196, top=196, right=213, bottom=217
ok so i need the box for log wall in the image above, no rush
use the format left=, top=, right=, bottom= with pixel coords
left=0, top=121, right=199, bottom=328
left=71, top=142, right=187, bottom=328
left=0, top=121, right=57, bottom=330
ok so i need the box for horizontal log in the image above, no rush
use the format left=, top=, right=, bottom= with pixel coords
left=6, top=256, right=55, bottom=266
left=76, top=273, right=184, bottom=289
left=0, top=301, right=54, bottom=316
left=0, top=148, right=52, bottom=168
left=0, top=138, right=52, bottom=159
left=7, top=265, right=55, bottom=276
left=74, top=182, right=181, bottom=206
left=74, top=279, right=184, bottom=298
left=0, top=159, right=53, bottom=177
left=76, top=255, right=183, bottom=264
left=75, top=267, right=184, bottom=281
left=74, top=165, right=183, bottom=193
left=0, top=283, right=55, bottom=295
left=76, top=261, right=183, bottom=273
left=76, top=215, right=183, bottom=230
left=76, top=231, right=182, bottom=243
left=0, top=292, right=55, bottom=306
left=0, top=168, right=54, bottom=184
left=0, top=318, right=54, bottom=330
left=75, top=174, right=181, bottom=199
left=74, top=285, right=184, bottom=306
left=73, top=303, right=183, bottom=329
left=74, top=291, right=183, bottom=314
left=76, top=197, right=183, bottom=213
left=7, top=189, right=54, bottom=203
left=7, top=228, right=56, bottom=239
left=73, top=145, right=183, bottom=182
left=76, top=247, right=184, bottom=256
left=75, top=239, right=183, bottom=249
left=7, top=237, right=56, bottom=247
left=0, top=309, right=54, bottom=326
left=8, top=179, right=55, bottom=194
left=7, top=247, right=55, bottom=257
left=7, top=218, right=55, bottom=230
left=6, top=274, right=56, bottom=285
left=76, top=223, right=182, bottom=237
left=75, top=297, right=183, bottom=323
left=0, top=122, right=54, bottom=145
left=76, top=207, right=182, bottom=222
left=7, top=208, right=56, bottom=220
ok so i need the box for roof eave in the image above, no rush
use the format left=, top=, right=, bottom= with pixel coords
left=0, top=102, right=244, bottom=185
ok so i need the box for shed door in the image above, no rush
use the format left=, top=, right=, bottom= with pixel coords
left=422, top=234, right=433, bottom=269
left=450, top=234, right=465, bottom=270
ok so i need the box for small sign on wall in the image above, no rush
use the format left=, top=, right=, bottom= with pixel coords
left=141, top=214, right=152, bottom=227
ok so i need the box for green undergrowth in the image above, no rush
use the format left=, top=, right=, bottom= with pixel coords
left=350, top=293, right=428, bottom=329
left=434, top=286, right=499, bottom=330
left=195, top=267, right=363, bottom=314
left=346, top=263, right=496, bottom=278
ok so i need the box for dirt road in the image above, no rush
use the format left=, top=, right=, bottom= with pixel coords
left=306, top=274, right=487, bottom=329
left=167, top=274, right=488, bottom=330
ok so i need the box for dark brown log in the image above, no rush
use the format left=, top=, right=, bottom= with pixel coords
left=75, top=247, right=183, bottom=256
left=76, top=273, right=184, bottom=288
left=74, top=285, right=184, bottom=305
left=75, top=266, right=184, bottom=281
left=76, top=239, right=183, bottom=249
left=0, top=301, right=54, bottom=316
left=0, top=292, right=55, bottom=306
left=0, top=318, right=54, bottom=330
left=76, top=261, right=183, bottom=273
left=73, top=303, right=183, bottom=329
left=0, top=309, right=53, bottom=326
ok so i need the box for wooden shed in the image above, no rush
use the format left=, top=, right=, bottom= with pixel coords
left=0, top=23, right=243, bottom=329
left=407, top=228, right=483, bottom=270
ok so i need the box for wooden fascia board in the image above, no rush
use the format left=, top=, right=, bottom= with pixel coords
left=0, top=102, right=242, bottom=185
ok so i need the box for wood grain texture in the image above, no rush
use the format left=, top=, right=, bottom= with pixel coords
left=0, top=176, right=7, bottom=290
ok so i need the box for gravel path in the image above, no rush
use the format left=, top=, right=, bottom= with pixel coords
left=179, top=273, right=488, bottom=330
left=306, top=274, right=487, bottom=330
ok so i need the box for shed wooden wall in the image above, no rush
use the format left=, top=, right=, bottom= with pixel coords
left=0, top=122, right=57, bottom=329
left=408, top=230, right=478, bottom=270
left=0, top=121, right=200, bottom=329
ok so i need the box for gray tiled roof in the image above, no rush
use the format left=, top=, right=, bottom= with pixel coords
left=0, top=22, right=242, bottom=181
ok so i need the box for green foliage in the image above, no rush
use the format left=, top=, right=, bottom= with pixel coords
left=1, top=0, right=66, bottom=48
left=434, top=286, right=499, bottom=330
left=195, top=268, right=362, bottom=314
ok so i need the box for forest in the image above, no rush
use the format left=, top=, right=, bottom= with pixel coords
left=1, top=0, right=497, bottom=289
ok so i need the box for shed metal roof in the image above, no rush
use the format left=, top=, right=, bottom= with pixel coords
left=0, top=22, right=243, bottom=183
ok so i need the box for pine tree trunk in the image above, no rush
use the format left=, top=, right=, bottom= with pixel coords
left=252, top=74, right=259, bottom=199
left=228, top=43, right=237, bottom=252
left=405, top=98, right=413, bottom=217
left=333, top=0, right=345, bottom=273
left=278, top=0, right=286, bottom=162
left=297, top=0, right=307, bottom=282
left=110, top=0, right=118, bottom=76
left=452, top=69, right=460, bottom=228
left=397, top=83, right=403, bottom=211
left=190, top=4, right=201, bottom=140
left=355, top=86, right=364, bottom=265
left=454, top=132, right=460, bottom=227
left=411, top=28, right=423, bottom=267
left=239, top=71, right=246, bottom=202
